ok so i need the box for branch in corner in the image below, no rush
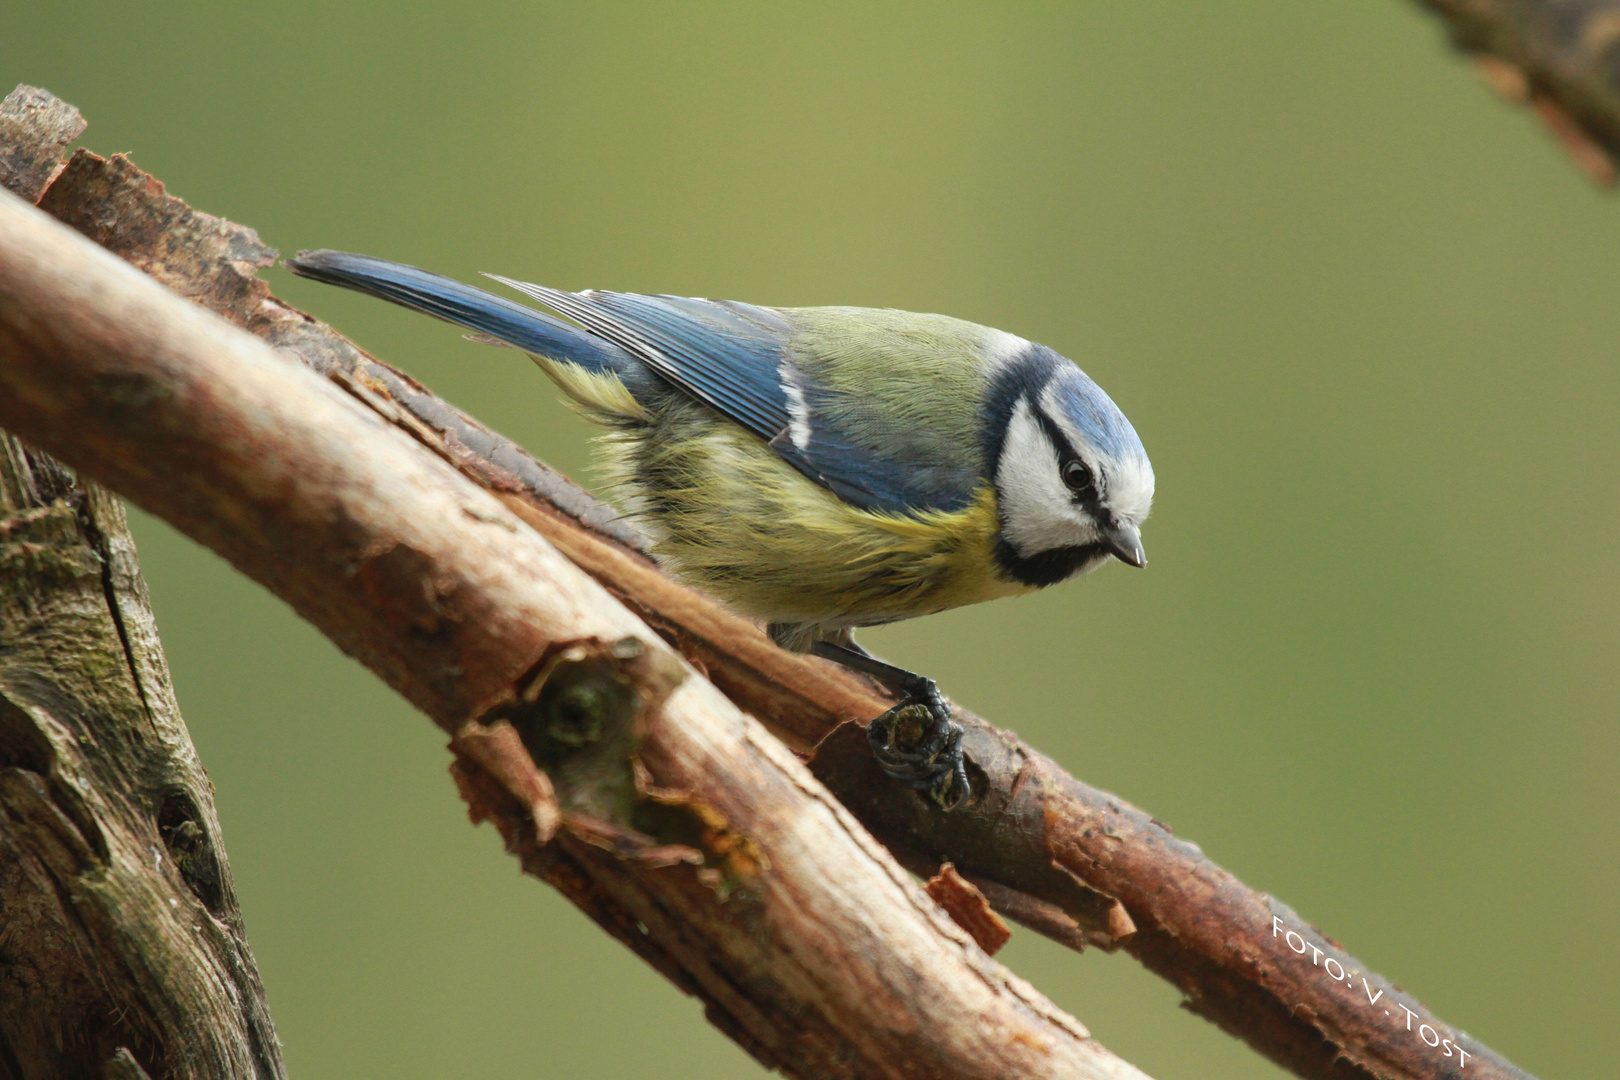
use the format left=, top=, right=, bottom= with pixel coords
left=1419, top=0, right=1620, bottom=184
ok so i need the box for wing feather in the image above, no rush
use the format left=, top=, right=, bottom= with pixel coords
left=489, top=276, right=978, bottom=514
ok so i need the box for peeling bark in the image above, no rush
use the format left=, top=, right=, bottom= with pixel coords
left=0, top=86, right=82, bottom=201
left=923, top=865, right=1010, bottom=956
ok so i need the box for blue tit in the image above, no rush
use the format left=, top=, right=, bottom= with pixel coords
left=286, top=251, right=1154, bottom=808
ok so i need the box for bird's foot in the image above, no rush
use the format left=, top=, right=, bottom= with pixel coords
left=865, top=694, right=969, bottom=809
left=811, top=642, right=970, bottom=809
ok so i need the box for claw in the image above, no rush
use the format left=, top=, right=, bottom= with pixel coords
left=813, top=640, right=972, bottom=810
left=862, top=697, right=969, bottom=807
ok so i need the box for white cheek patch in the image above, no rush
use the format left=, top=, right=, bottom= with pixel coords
left=995, top=401, right=1099, bottom=557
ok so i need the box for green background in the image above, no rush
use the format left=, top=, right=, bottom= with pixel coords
left=5, top=3, right=1614, bottom=1078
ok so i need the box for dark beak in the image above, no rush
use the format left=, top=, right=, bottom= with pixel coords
left=1103, top=523, right=1146, bottom=568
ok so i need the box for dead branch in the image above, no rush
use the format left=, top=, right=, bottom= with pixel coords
left=0, top=436, right=284, bottom=1080
left=1418, top=0, right=1620, bottom=184
left=0, top=81, right=1539, bottom=1080
left=0, top=173, right=1156, bottom=1079
left=0, top=89, right=282, bottom=1080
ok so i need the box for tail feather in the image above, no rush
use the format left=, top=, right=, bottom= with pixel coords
left=284, top=250, right=638, bottom=380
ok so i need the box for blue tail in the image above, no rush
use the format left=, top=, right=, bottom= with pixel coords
left=284, top=250, right=637, bottom=378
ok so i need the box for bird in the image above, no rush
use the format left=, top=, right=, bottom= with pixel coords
left=285, top=250, right=1154, bottom=808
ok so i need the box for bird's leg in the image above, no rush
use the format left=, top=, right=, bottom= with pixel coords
left=810, top=640, right=970, bottom=809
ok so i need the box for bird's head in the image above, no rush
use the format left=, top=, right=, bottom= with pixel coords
left=983, top=341, right=1154, bottom=588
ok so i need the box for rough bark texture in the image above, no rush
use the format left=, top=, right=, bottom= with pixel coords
left=1420, top=0, right=1620, bottom=183
left=0, top=175, right=1153, bottom=1080
left=0, top=86, right=82, bottom=201
left=3, top=83, right=1540, bottom=1080
left=0, top=439, right=283, bottom=1080
left=0, top=87, right=283, bottom=1080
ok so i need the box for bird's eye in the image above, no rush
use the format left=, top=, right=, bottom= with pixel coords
left=1061, top=458, right=1096, bottom=497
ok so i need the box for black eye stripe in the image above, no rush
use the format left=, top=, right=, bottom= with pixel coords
left=1029, top=403, right=1073, bottom=457
left=1031, top=405, right=1104, bottom=509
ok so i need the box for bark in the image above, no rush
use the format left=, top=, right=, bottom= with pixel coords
left=0, top=169, right=1152, bottom=1079
left=0, top=88, right=282, bottom=1080
left=0, top=87, right=82, bottom=200
left=1419, top=0, right=1620, bottom=183
left=0, top=83, right=1540, bottom=1080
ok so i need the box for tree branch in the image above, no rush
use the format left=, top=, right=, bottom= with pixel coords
left=0, top=89, right=283, bottom=1080
left=2, top=84, right=1541, bottom=1080
left=1418, top=0, right=1620, bottom=184
left=0, top=168, right=1155, bottom=1079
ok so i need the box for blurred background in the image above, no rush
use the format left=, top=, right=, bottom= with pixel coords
left=5, top=3, right=1614, bottom=1077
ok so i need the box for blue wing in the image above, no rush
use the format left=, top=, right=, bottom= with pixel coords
left=490, top=278, right=977, bottom=514
left=285, top=251, right=976, bottom=515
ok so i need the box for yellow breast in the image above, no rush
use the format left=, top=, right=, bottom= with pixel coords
left=599, top=421, right=1027, bottom=632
